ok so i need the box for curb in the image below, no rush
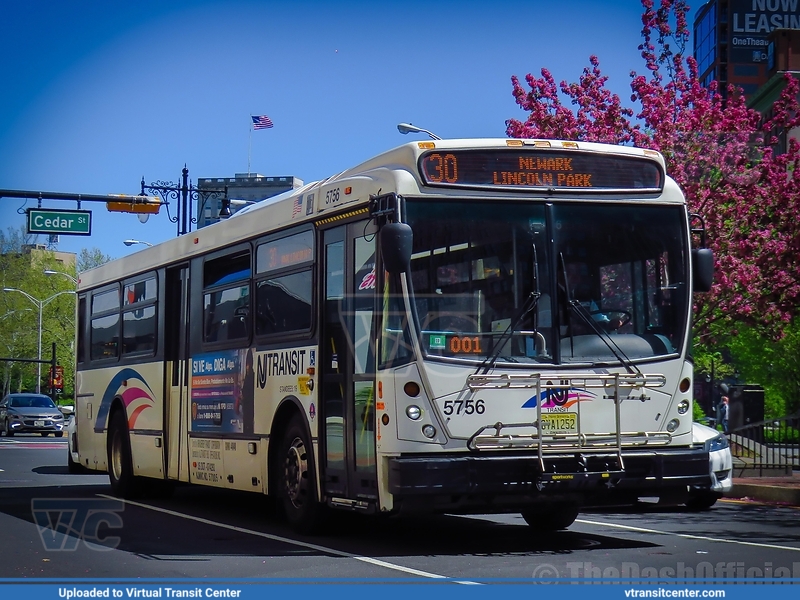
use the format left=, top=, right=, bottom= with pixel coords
left=724, top=484, right=800, bottom=506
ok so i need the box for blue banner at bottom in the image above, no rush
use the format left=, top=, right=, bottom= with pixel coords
left=0, top=582, right=800, bottom=600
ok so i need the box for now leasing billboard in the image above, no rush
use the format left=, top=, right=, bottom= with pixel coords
left=27, top=208, right=92, bottom=236
left=730, top=0, right=800, bottom=64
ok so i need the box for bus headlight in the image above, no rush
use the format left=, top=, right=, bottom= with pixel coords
left=406, top=405, right=422, bottom=420
left=666, top=419, right=680, bottom=433
left=422, top=424, right=436, bottom=438
left=677, top=400, right=690, bottom=414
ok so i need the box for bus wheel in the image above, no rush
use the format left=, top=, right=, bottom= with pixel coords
left=67, top=449, right=84, bottom=474
left=521, top=505, right=579, bottom=531
left=107, top=410, right=136, bottom=498
left=279, top=416, right=324, bottom=534
left=685, top=493, right=718, bottom=511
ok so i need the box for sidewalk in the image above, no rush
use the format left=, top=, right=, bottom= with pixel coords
left=723, top=454, right=800, bottom=506
left=725, top=474, right=800, bottom=506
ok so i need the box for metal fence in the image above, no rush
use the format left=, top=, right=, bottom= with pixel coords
left=729, top=413, right=800, bottom=476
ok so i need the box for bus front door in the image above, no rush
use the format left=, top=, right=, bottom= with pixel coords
left=321, top=221, right=378, bottom=505
left=165, top=265, right=190, bottom=482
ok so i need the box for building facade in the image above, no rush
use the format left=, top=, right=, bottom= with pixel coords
left=195, top=174, right=303, bottom=229
left=747, top=28, right=800, bottom=153
left=694, top=0, right=800, bottom=100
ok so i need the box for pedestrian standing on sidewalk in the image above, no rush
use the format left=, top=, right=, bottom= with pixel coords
left=720, top=396, right=730, bottom=434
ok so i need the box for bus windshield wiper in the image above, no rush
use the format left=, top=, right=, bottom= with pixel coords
left=475, top=291, right=540, bottom=375
left=566, top=300, right=641, bottom=375
left=558, top=252, right=639, bottom=375
left=476, top=243, right=543, bottom=375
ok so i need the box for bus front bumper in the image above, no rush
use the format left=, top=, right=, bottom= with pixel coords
left=387, top=447, right=711, bottom=512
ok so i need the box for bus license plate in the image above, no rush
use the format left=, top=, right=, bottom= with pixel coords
left=34, top=420, right=45, bottom=427
left=539, top=413, right=577, bottom=434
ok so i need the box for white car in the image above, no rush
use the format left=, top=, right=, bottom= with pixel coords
left=686, top=421, right=733, bottom=509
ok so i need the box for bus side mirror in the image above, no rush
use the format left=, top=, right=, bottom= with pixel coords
left=380, top=222, right=413, bottom=274
left=692, top=248, right=714, bottom=292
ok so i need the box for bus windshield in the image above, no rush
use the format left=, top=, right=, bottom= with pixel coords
left=405, top=200, right=688, bottom=366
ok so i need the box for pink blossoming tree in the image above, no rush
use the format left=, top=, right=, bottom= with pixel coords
left=506, top=0, right=800, bottom=343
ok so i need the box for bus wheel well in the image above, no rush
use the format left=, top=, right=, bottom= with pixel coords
left=107, top=399, right=127, bottom=428
left=107, top=399, right=137, bottom=498
left=268, top=398, right=306, bottom=494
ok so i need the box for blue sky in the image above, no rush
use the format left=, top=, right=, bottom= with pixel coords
left=0, top=0, right=694, bottom=262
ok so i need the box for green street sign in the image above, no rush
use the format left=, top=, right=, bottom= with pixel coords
left=27, top=209, right=92, bottom=236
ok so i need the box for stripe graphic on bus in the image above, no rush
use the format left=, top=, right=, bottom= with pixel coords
left=93, top=368, right=156, bottom=433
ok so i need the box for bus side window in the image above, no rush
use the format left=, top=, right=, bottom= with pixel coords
left=202, top=250, right=252, bottom=344
left=204, top=285, right=250, bottom=343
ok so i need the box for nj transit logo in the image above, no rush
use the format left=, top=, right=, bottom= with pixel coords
left=522, top=383, right=595, bottom=409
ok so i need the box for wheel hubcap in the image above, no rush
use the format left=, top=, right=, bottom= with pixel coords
left=284, top=437, right=308, bottom=508
left=111, top=431, right=123, bottom=480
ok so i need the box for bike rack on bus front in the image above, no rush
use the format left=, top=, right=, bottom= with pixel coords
left=465, top=373, right=670, bottom=477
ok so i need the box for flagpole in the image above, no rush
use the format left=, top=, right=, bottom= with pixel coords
left=248, top=116, right=252, bottom=176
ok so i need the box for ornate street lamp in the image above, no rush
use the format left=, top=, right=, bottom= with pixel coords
left=140, top=166, right=229, bottom=236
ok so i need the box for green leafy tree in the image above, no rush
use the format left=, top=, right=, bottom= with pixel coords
left=723, top=322, right=800, bottom=418
left=78, top=247, right=112, bottom=272
left=1, top=232, right=77, bottom=397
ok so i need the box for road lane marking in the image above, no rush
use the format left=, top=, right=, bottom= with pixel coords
left=98, top=494, right=479, bottom=584
left=577, top=518, right=800, bottom=552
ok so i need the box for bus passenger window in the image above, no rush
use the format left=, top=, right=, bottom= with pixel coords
left=91, top=314, right=119, bottom=360
left=203, top=250, right=252, bottom=344
left=122, top=276, right=157, bottom=356
left=90, top=288, right=120, bottom=361
left=204, top=286, right=250, bottom=343
left=255, top=270, right=312, bottom=335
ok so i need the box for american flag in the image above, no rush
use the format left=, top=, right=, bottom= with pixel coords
left=292, top=195, right=303, bottom=217
left=251, top=115, right=274, bottom=130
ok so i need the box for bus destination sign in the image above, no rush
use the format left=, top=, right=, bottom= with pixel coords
left=419, top=149, right=663, bottom=191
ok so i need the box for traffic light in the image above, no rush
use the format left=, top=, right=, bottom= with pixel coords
left=106, top=194, right=161, bottom=214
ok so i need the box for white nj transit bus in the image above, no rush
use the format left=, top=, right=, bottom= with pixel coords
left=70, top=137, right=715, bottom=532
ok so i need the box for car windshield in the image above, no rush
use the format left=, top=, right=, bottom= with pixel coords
left=9, top=396, right=57, bottom=408
left=404, top=199, right=689, bottom=366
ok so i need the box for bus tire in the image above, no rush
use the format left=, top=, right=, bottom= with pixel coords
left=685, top=492, right=718, bottom=511
left=521, top=505, right=579, bottom=531
left=107, top=409, right=137, bottom=498
left=279, top=415, right=324, bottom=534
left=67, top=448, right=81, bottom=473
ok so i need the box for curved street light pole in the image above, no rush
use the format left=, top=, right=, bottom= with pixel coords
left=44, top=270, right=78, bottom=285
left=123, top=239, right=153, bottom=247
left=396, top=122, right=442, bottom=140
left=1, top=288, right=76, bottom=393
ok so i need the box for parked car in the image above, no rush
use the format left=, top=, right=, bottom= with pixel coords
left=0, top=393, right=67, bottom=437
left=686, top=421, right=733, bottom=509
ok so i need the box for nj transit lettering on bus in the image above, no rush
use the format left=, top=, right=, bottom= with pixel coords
left=256, top=349, right=316, bottom=396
